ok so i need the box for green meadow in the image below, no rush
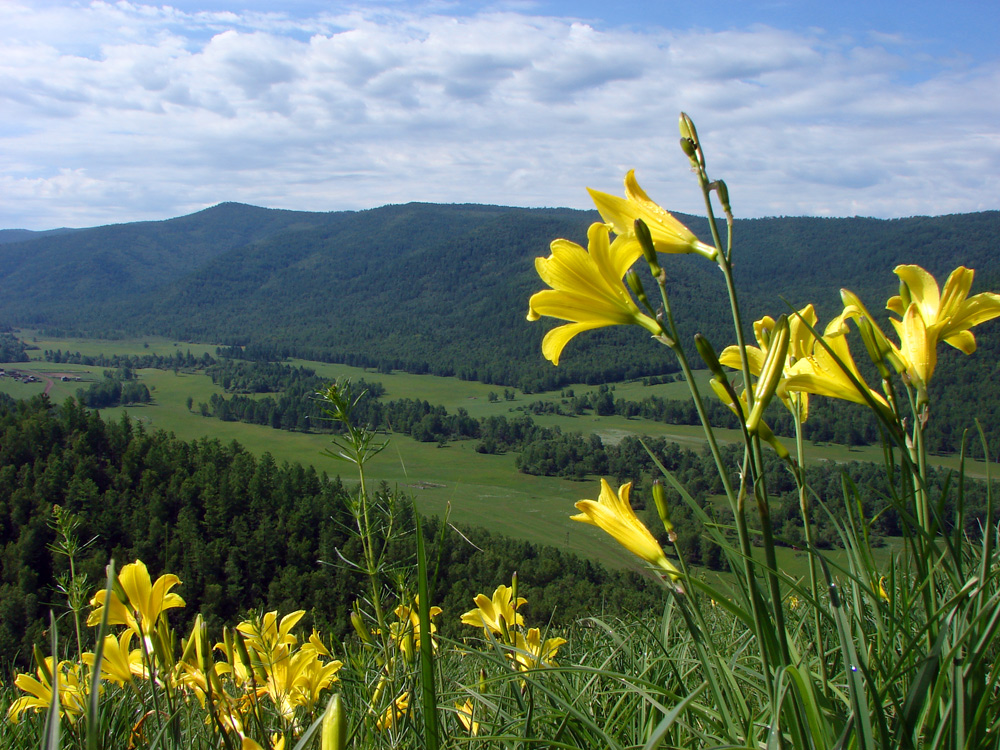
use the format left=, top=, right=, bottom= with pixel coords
left=3, top=330, right=994, bottom=572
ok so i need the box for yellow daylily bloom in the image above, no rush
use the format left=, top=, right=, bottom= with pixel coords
left=460, top=581, right=526, bottom=639
left=781, top=322, right=889, bottom=412
left=886, top=265, right=1000, bottom=390
left=82, top=630, right=148, bottom=685
left=719, top=304, right=818, bottom=421
left=391, top=597, right=443, bottom=659
left=877, top=576, right=891, bottom=602
left=512, top=628, right=568, bottom=671
left=455, top=699, right=480, bottom=736
left=237, top=610, right=306, bottom=660
left=87, top=559, right=185, bottom=636
left=527, top=222, right=661, bottom=365
left=376, top=692, right=410, bottom=731
left=588, top=170, right=717, bottom=260
left=571, top=479, right=680, bottom=580
left=7, top=657, right=89, bottom=723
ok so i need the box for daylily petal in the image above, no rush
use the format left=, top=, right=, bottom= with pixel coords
left=588, top=170, right=716, bottom=259
left=892, top=265, right=940, bottom=323
left=527, top=222, right=660, bottom=364
left=571, top=479, right=679, bottom=579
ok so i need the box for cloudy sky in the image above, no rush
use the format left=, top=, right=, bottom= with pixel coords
left=2, top=0, right=998, bottom=229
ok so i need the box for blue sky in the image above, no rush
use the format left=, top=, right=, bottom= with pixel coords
left=3, top=1, right=998, bottom=228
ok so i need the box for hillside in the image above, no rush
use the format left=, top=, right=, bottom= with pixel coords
left=1, top=203, right=998, bottom=393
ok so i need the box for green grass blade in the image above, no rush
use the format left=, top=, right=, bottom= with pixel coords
left=41, top=612, right=61, bottom=750
left=414, top=505, right=441, bottom=750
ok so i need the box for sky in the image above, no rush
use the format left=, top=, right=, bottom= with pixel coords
left=2, top=1, right=999, bottom=229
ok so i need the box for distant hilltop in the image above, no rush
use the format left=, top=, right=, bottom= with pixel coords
left=1, top=202, right=998, bottom=391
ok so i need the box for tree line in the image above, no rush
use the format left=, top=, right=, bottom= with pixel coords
left=0, top=395, right=665, bottom=669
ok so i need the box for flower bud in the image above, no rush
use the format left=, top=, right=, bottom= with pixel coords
left=633, top=219, right=662, bottom=277
left=351, top=603, right=372, bottom=645
left=678, top=112, right=704, bottom=168
left=321, top=694, right=347, bottom=750
left=652, top=480, right=674, bottom=538
left=746, top=315, right=789, bottom=434
left=714, top=179, right=731, bottom=214
left=678, top=112, right=699, bottom=144
left=625, top=270, right=651, bottom=310
left=694, top=334, right=726, bottom=379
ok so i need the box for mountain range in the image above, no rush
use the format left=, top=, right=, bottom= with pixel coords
left=2, top=202, right=998, bottom=392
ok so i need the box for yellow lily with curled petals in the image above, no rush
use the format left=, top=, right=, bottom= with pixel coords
left=392, top=597, right=443, bottom=658
left=886, top=265, right=1000, bottom=390
left=709, top=379, right=789, bottom=459
left=7, top=658, right=89, bottom=723
left=82, top=630, right=148, bottom=685
left=512, top=628, right=568, bottom=671
left=572, top=479, right=680, bottom=580
left=527, top=222, right=661, bottom=365
left=588, top=170, right=717, bottom=260
left=460, top=582, right=525, bottom=639
left=719, top=305, right=818, bottom=421
left=455, top=699, right=480, bottom=736
left=376, top=692, right=410, bottom=731
left=781, top=322, right=889, bottom=413
left=237, top=610, right=305, bottom=659
left=87, top=559, right=185, bottom=636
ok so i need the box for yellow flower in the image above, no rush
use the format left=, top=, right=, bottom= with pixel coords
left=886, top=265, right=1000, bottom=390
left=719, top=305, right=818, bottom=421
left=7, top=657, right=89, bottom=723
left=82, top=630, right=148, bottom=685
left=512, top=628, right=568, bottom=671
left=571, top=479, right=680, bottom=580
left=391, top=597, right=443, bottom=660
left=527, top=222, right=661, bottom=365
left=460, top=581, right=526, bottom=639
left=376, top=692, right=410, bottom=731
left=87, top=559, right=185, bottom=636
left=455, top=699, right=479, bottom=736
left=588, top=170, right=717, bottom=260
left=877, top=576, right=890, bottom=602
left=236, top=610, right=305, bottom=660
left=781, top=322, right=889, bottom=412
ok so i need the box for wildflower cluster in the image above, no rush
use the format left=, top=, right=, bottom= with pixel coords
left=8, top=560, right=343, bottom=749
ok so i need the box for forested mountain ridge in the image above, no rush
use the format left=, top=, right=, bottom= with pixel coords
left=1, top=203, right=998, bottom=392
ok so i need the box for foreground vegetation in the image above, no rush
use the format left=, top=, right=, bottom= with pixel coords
left=4, top=115, right=1000, bottom=749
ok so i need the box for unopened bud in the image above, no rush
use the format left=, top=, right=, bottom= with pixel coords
left=714, top=179, right=731, bottom=214
left=633, top=219, right=662, bottom=276
left=694, top=334, right=726, bottom=379
left=625, top=270, right=651, bottom=309
left=652, top=480, right=674, bottom=537
left=351, top=603, right=372, bottom=645
left=321, top=694, right=347, bottom=750
left=746, top=315, right=789, bottom=434
left=678, top=112, right=699, bottom=144
left=856, top=317, right=891, bottom=379
left=897, top=280, right=912, bottom=311
left=678, top=113, right=704, bottom=168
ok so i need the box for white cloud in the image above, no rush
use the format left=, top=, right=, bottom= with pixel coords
left=0, top=1, right=998, bottom=228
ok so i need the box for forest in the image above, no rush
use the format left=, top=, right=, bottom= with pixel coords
left=0, top=395, right=663, bottom=669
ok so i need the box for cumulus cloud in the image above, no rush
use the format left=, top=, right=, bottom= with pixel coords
left=0, top=1, right=998, bottom=228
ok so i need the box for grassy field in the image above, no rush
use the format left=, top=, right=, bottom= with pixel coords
left=4, top=330, right=996, bottom=571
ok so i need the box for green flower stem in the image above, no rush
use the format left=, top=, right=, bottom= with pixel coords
left=693, top=150, right=793, bottom=729
left=650, top=273, right=776, bottom=698
left=908, top=397, right=939, bottom=646
left=795, top=410, right=829, bottom=692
